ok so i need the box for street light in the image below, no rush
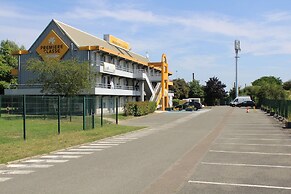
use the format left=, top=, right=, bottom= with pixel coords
left=234, top=40, right=241, bottom=98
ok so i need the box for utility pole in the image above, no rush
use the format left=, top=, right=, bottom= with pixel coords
left=234, top=40, right=241, bottom=98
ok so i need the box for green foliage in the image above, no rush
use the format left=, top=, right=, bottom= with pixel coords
left=204, top=77, right=227, bottom=106
left=147, top=101, right=157, bottom=113
left=241, top=76, right=287, bottom=106
left=26, top=58, right=94, bottom=95
left=228, top=87, right=236, bottom=100
left=123, top=101, right=156, bottom=116
left=252, top=76, right=282, bottom=86
left=171, top=78, right=189, bottom=99
left=283, top=80, right=291, bottom=90
left=172, top=99, right=180, bottom=107
left=0, top=39, right=23, bottom=94
left=123, top=102, right=136, bottom=116
left=188, top=80, right=204, bottom=98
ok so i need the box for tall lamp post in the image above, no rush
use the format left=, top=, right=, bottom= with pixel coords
left=234, top=40, right=241, bottom=98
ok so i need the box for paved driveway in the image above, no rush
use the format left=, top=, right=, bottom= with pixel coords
left=178, top=107, right=291, bottom=194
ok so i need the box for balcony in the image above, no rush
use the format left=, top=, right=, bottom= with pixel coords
left=94, top=62, right=134, bottom=79
left=93, top=61, right=162, bottom=82
left=93, top=83, right=140, bottom=96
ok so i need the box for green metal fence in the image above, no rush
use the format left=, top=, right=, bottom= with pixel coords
left=0, top=95, right=120, bottom=140
left=261, top=99, right=291, bottom=120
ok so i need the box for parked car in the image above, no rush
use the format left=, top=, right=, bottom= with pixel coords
left=237, top=100, right=255, bottom=107
left=174, top=101, right=202, bottom=111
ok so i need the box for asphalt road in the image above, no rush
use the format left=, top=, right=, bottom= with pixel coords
left=0, top=107, right=289, bottom=194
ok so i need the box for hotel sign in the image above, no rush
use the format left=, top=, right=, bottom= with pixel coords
left=104, top=34, right=130, bottom=51
left=36, top=30, right=69, bottom=60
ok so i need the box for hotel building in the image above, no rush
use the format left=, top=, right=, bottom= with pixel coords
left=5, top=19, right=174, bottom=112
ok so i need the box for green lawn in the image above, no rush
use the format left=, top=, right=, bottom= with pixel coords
left=0, top=115, right=142, bottom=164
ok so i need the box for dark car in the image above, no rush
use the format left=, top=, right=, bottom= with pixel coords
left=175, top=101, right=202, bottom=111
left=190, top=101, right=202, bottom=109
left=237, top=100, right=255, bottom=107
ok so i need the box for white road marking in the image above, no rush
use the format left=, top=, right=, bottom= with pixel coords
left=0, top=170, right=34, bottom=175
left=90, top=143, right=119, bottom=146
left=24, top=159, right=68, bottom=163
left=188, top=180, right=291, bottom=190
left=69, top=148, right=103, bottom=151
left=223, top=133, right=286, bottom=136
left=41, top=155, right=81, bottom=159
left=218, top=138, right=291, bottom=141
left=209, top=150, right=291, bottom=156
left=0, top=177, right=11, bottom=182
left=214, top=142, right=291, bottom=147
left=7, top=164, right=53, bottom=168
left=98, top=141, right=126, bottom=144
left=114, top=137, right=137, bottom=140
left=80, top=145, right=111, bottom=149
left=55, top=151, right=93, bottom=155
left=201, top=162, right=291, bottom=169
left=103, top=139, right=128, bottom=142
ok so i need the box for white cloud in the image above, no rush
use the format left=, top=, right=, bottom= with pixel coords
left=264, top=11, right=291, bottom=22
left=56, top=2, right=291, bottom=56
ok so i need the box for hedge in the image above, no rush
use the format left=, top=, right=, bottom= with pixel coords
left=124, top=101, right=157, bottom=116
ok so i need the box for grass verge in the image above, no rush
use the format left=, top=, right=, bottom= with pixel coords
left=0, top=116, right=142, bottom=164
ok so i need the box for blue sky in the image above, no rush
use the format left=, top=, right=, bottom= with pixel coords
left=1, top=0, right=291, bottom=90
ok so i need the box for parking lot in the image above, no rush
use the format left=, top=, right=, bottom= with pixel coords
left=179, top=108, right=291, bottom=194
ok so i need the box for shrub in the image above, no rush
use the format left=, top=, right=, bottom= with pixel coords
left=172, top=99, right=180, bottom=107
left=123, top=102, right=136, bottom=116
left=123, top=101, right=157, bottom=116
left=148, top=101, right=157, bottom=113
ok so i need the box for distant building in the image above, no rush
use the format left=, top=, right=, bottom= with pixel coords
left=6, top=19, right=174, bottom=112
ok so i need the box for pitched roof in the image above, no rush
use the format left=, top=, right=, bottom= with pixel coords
left=53, top=19, right=149, bottom=64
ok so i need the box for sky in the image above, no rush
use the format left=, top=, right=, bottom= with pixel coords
left=1, top=0, right=291, bottom=91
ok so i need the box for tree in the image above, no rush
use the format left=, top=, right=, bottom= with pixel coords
left=0, top=40, right=24, bottom=94
left=228, top=87, right=236, bottom=100
left=283, top=80, right=291, bottom=90
left=240, top=76, right=287, bottom=106
left=26, top=58, right=94, bottom=96
left=204, top=77, right=227, bottom=106
left=252, top=76, right=282, bottom=86
left=188, top=80, right=204, bottom=98
left=171, top=78, right=189, bottom=99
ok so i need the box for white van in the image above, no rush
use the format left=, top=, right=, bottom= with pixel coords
left=230, top=96, right=251, bottom=107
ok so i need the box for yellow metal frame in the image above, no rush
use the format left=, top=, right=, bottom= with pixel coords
left=149, top=54, right=170, bottom=111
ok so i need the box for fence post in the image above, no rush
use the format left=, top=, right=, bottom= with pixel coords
left=101, top=96, right=103, bottom=127
left=23, top=95, right=26, bottom=140
left=116, top=96, right=118, bottom=124
left=69, top=96, right=72, bottom=122
left=92, top=96, right=95, bottom=129
left=83, top=96, right=86, bottom=130
left=58, top=95, right=61, bottom=135
left=0, top=95, right=2, bottom=118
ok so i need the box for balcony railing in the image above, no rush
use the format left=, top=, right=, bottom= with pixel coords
left=92, top=61, right=162, bottom=79
left=95, top=83, right=137, bottom=91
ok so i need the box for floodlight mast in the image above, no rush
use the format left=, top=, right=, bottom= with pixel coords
left=234, top=40, right=241, bottom=98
